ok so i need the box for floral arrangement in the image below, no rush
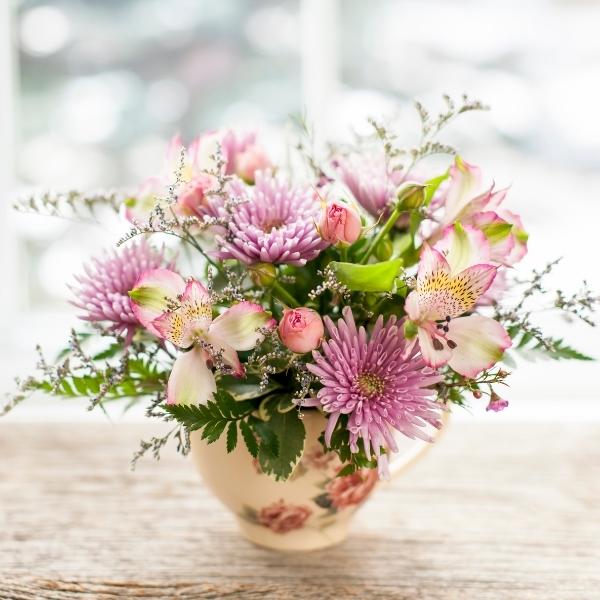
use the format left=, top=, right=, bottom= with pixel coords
left=6, top=96, right=598, bottom=482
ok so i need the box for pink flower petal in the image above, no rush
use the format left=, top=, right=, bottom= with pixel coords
left=416, top=244, right=497, bottom=320
left=204, top=331, right=245, bottom=377
left=129, top=268, right=186, bottom=337
left=446, top=314, right=512, bottom=378
left=152, top=310, right=196, bottom=348
left=208, top=301, right=276, bottom=351
left=417, top=242, right=451, bottom=282
left=470, top=211, right=515, bottom=265
left=434, top=222, right=490, bottom=274
left=442, top=157, right=483, bottom=224
left=418, top=325, right=452, bottom=369
left=167, top=346, right=216, bottom=406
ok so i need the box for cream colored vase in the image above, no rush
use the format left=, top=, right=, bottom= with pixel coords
left=190, top=409, right=442, bottom=552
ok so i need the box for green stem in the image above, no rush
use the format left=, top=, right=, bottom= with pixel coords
left=271, top=280, right=300, bottom=308
left=183, top=232, right=225, bottom=276
left=339, top=245, right=348, bottom=263
left=360, top=205, right=404, bottom=264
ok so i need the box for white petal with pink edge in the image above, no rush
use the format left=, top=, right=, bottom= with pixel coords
left=208, top=302, right=276, bottom=351
left=417, top=243, right=451, bottom=282
left=470, top=211, right=515, bottom=265
left=404, top=291, right=421, bottom=321
left=416, top=259, right=497, bottom=320
left=434, top=222, right=491, bottom=274
left=446, top=314, right=512, bottom=378
left=442, top=157, right=483, bottom=224
left=151, top=279, right=212, bottom=347
left=204, top=331, right=245, bottom=378
left=129, top=268, right=186, bottom=337
left=166, top=346, right=216, bottom=406
left=152, top=310, right=196, bottom=348
left=417, top=326, right=453, bottom=369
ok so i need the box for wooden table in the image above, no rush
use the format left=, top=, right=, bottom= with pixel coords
left=1, top=422, right=598, bottom=599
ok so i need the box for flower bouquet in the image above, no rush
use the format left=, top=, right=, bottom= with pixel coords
left=6, top=96, right=598, bottom=551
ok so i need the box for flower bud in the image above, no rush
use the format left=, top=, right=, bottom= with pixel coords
left=249, top=263, right=277, bottom=287
left=235, top=145, right=271, bottom=184
left=318, top=201, right=361, bottom=246
left=472, top=390, right=482, bottom=399
left=397, top=181, right=426, bottom=210
left=486, top=392, right=509, bottom=412
left=176, top=176, right=213, bottom=218
left=278, top=308, right=324, bottom=354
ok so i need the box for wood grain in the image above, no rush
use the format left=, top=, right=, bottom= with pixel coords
left=1, top=422, right=598, bottom=600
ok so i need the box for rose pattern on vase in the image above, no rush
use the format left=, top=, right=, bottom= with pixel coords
left=318, top=469, right=379, bottom=511
left=238, top=443, right=378, bottom=534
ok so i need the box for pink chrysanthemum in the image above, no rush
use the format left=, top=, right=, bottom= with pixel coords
left=334, top=153, right=402, bottom=220
left=215, top=172, right=328, bottom=266
left=71, top=240, right=166, bottom=339
left=306, top=307, right=443, bottom=478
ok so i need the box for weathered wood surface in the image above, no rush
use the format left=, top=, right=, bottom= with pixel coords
left=1, top=422, right=599, bottom=600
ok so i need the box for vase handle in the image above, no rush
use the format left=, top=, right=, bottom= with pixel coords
left=389, top=410, right=450, bottom=479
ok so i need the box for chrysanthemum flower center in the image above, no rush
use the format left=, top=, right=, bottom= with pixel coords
left=357, top=372, right=385, bottom=397
left=262, top=218, right=285, bottom=232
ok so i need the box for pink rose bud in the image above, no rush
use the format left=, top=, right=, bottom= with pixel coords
left=278, top=308, right=324, bottom=354
left=318, top=201, right=362, bottom=245
left=175, top=175, right=214, bottom=218
left=235, top=145, right=271, bottom=184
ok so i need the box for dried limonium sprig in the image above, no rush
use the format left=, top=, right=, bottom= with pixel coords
left=554, top=282, right=599, bottom=327
left=307, top=265, right=351, bottom=301
left=13, top=188, right=124, bottom=221
left=368, top=93, right=488, bottom=176
left=247, top=328, right=292, bottom=390
left=130, top=422, right=190, bottom=470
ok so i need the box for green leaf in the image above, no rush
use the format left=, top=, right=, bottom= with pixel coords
left=512, top=335, right=594, bottom=362
left=313, top=492, right=333, bottom=509
left=254, top=418, right=280, bottom=457
left=328, top=259, right=403, bottom=292
left=92, top=343, right=123, bottom=361
left=202, top=419, right=227, bottom=444
left=547, top=342, right=593, bottom=361
left=239, top=420, right=259, bottom=458
left=164, top=403, right=212, bottom=431
left=218, top=374, right=282, bottom=401
left=500, top=350, right=517, bottom=369
left=226, top=421, right=238, bottom=453
left=336, top=464, right=356, bottom=477
left=257, top=404, right=305, bottom=481
left=423, top=172, right=449, bottom=206
left=277, top=395, right=297, bottom=413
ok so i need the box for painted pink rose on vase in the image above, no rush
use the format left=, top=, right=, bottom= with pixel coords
left=325, top=469, right=379, bottom=510
left=258, top=500, right=312, bottom=533
left=302, top=444, right=343, bottom=472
